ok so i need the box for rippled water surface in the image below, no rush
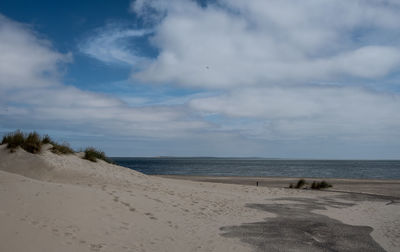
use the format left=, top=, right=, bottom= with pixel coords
left=112, top=158, right=400, bottom=179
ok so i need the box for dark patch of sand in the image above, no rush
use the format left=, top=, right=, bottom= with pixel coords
left=220, top=196, right=386, bottom=252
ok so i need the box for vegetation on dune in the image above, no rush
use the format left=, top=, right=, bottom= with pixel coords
left=41, top=134, right=53, bottom=144
left=295, top=179, right=306, bottom=189
left=1, top=130, right=73, bottom=155
left=41, top=134, right=74, bottom=154
left=1, top=130, right=26, bottom=152
left=289, top=179, right=332, bottom=190
left=50, top=142, right=74, bottom=155
left=2, top=130, right=113, bottom=164
left=311, top=180, right=332, bottom=189
left=2, top=130, right=42, bottom=153
left=23, top=132, right=42, bottom=154
left=83, top=147, right=113, bottom=163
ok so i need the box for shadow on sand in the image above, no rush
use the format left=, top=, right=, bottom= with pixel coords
left=220, top=196, right=386, bottom=252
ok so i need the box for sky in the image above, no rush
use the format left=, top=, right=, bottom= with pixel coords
left=0, top=0, right=400, bottom=158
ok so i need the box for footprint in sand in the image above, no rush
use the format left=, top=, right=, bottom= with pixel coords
left=144, top=212, right=158, bottom=220
left=64, top=232, right=73, bottom=237
left=90, top=243, right=105, bottom=251
left=120, top=201, right=130, bottom=207
left=52, top=228, right=59, bottom=235
left=167, top=221, right=174, bottom=228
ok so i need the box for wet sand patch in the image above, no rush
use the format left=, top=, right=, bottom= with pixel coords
left=221, top=196, right=385, bottom=251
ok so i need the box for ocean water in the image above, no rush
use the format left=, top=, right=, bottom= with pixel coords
left=111, top=158, right=400, bottom=179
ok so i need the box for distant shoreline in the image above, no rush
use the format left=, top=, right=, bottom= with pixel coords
left=112, top=156, right=400, bottom=161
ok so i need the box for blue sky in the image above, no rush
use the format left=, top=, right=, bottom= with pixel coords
left=1, top=0, right=400, bottom=158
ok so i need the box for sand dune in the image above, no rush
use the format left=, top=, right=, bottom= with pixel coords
left=0, top=144, right=399, bottom=251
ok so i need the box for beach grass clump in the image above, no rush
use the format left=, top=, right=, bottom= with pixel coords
left=311, top=180, right=332, bottom=190
left=41, top=134, right=53, bottom=144
left=1, top=130, right=42, bottom=153
left=289, top=179, right=332, bottom=190
left=50, top=142, right=74, bottom=155
left=295, top=179, right=306, bottom=189
left=1, top=130, right=75, bottom=155
left=41, top=134, right=74, bottom=154
left=83, top=147, right=112, bottom=163
left=2, top=130, right=26, bottom=151
left=23, top=132, right=42, bottom=154
left=2, top=130, right=113, bottom=161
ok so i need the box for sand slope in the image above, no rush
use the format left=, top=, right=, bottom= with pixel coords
left=0, top=144, right=399, bottom=252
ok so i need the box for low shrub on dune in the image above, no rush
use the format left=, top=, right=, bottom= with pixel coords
left=50, top=142, right=74, bottom=155
left=289, top=179, right=332, bottom=190
left=295, top=179, right=306, bottom=189
left=311, top=180, right=332, bottom=189
left=1, top=130, right=42, bottom=153
left=2, top=130, right=113, bottom=163
left=83, top=147, right=113, bottom=163
left=1, top=130, right=74, bottom=155
left=2, top=130, right=26, bottom=151
left=23, top=132, right=42, bottom=154
left=41, top=134, right=53, bottom=144
left=40, top=134, right=74, bottom=154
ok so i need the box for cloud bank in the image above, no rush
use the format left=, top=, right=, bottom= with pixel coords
left=132, top=0, right=400, bottom=88
left=0, top=14, right=208, bottom=140
left=129, top=0, right=400, bottom=156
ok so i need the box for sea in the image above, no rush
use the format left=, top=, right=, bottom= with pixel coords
left=111, top=157, right=400, bottom=179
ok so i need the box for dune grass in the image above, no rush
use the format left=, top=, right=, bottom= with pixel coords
left=23, top=132, right=42, bottom=154
left=50, top=142, right=74, bottom=155
left=2, top=130, right=42, bottom=153
left=41, top=134, right=74, bottom=154
left=289, top=179, right=332, bottom=190
left=83, top=147, right=113, bottom=163
left=41, top=134, right=53, bottom=144
left=2, top=130, right=114, bottom=164
left=2, top=130, right=25, bottom=151
left=295, top=179, right=306, bottom=189
left=311, top=180, right=332, bottom=189
left=1, top=130, right=73, bottom=155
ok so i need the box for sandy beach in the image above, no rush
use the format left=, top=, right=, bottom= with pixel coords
left=1, top=144, right=399, bottom=252
left=158, top=175, right=400, bottom=198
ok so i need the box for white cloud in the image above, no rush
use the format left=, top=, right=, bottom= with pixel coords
left=126, top=0, right=400, bottom=146
left=0, top=14, right=71, bottom=89
left=132, top=0, right=400, bottom=88
left=0, top=14, right=209, bottom=138
left=79, top=23, right=152, bottom=65
left=190, top=85, right=400, bottom=139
